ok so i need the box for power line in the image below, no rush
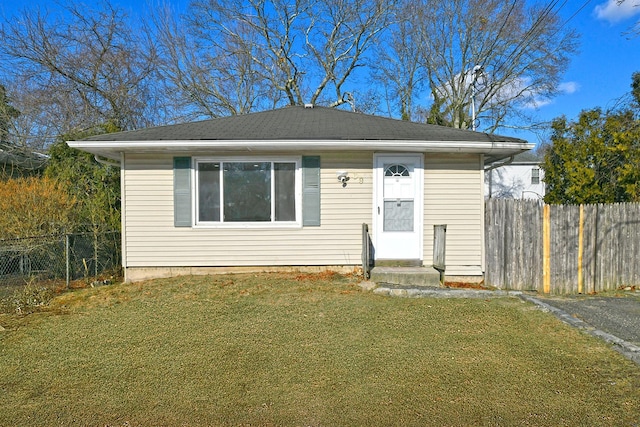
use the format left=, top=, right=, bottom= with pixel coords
left=476, top=0, right=518, bottom=72
left=492, top=0, right=566, bottom=77
left=494, top=0, right=594, bottom=76
left=558, top=0, right=594, bottom=31
left=469, top=0, right=593, bottom=131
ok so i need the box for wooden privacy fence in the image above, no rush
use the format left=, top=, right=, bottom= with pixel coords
left=485, top=199, right=640, bottom=294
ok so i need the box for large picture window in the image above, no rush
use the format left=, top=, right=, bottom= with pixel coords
left=195, top=158, right=300, bottom=225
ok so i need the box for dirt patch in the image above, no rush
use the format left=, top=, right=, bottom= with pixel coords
left=445, top=281, right=491, bottom=290
left=295, top=271, right=340, bottom=281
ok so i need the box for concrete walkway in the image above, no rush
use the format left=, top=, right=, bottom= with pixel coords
left=371, top=284, right=522, bottom=299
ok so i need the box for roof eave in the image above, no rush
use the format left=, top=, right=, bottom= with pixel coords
left=67, top=139, right=534, bottom=162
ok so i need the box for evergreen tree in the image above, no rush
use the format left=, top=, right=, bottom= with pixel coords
left=542, top=86, right=640, bottom=204
left=45, top=127, right=121, bottom=233
left=0, top=84, right=19, bottom=143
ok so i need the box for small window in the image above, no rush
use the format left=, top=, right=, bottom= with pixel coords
left=531, top=167, right=540, bottom=185
left=385, top=164, right=410, bottom=177
left=195, top=158, right=300, bottom=226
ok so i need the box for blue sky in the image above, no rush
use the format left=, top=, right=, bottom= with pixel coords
left=2, top=0, right=640, bottom=145
left=518, top=0, right=640, bottom=144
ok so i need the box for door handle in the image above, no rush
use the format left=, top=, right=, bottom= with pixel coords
left=378, top=206, right=380, bottom=215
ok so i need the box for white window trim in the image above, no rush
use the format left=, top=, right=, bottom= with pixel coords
left=192, top=156, right=302, bottom=228
left=531, top=167, right=540, bottom=185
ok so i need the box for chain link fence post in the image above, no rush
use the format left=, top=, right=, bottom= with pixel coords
left=0, top=231, right=121, bottom=297
left=65, top=234, right=70, bottom=289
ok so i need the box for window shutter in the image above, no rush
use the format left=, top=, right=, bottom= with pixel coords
left=173, top=157, right=192, bottom=227
left=302, top=156, right=321, bottom=226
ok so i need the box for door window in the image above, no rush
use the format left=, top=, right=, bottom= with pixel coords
left=383, top=164, right=414, bottom=232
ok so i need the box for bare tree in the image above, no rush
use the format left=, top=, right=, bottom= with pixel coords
left=376, top=0, right=579, bottom=133
left=0, top=84, right=19, bottom=142
left=613, top=0, right=640, bottom=36
left=370, top=2, right=424, bottom=120
left=303, top=0, right=393, bottom=108
left=0, top=0, right=580, bottom=140
left=152, top=2, right=276, bottom=120
left=152, top=0, right=395, bottom=118
left=0, top=80, right=50, bottom=177
left=0, top=0, right=159, bottom=143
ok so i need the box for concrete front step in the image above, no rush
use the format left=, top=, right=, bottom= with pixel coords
left=370, top=266, right=442, bottom=288
left=374, top=259, right=423, bottom=267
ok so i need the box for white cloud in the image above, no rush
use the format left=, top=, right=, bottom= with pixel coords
left=558, top=81, right=580, bottom=95
left=526, top=99, right=552, bottom=109
left=430, top=73, right=579, bottom=112
left=594, top=0, right=640, bottom=24
left=521, top=82, right=580, bottom=110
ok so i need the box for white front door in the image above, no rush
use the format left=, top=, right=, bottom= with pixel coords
left=373, top=154, right=423, bottom=260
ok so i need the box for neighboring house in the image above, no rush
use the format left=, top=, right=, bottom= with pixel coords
left=485, top=151, right=545, bottom=199
left=0, top=142, right=48, bottom=179
left=68, top=105, right=532, bottom=283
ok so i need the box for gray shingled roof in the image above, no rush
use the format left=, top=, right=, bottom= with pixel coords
left=512, top=151, right=543, bottom=163
left=0, top=142, right=48, bottom=171
left=84, top=105, right=527, bottom=143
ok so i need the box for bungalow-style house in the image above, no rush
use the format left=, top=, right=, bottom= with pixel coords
left=68, top=105, right=532, bottom=283
left=485, top=151, right=545, bottom=199
left=0, top=142, right=49, bottom=179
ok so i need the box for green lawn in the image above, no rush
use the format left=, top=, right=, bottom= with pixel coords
left=1, top=272, right=639, bottom=426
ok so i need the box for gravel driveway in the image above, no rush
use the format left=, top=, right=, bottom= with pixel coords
left=374, top=283, right=640, bottom=364
left=526, top=292, right=640, bottom=364
left=536, top=293, right=640, bottom=346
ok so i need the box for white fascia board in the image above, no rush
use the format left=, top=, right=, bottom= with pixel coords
left=68, top=139, right=534, bottom=159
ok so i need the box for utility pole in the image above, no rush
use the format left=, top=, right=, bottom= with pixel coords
left=471, top=65, right=482, bottom=132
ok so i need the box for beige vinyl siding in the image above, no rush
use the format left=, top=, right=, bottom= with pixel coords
left=124, top=151, right=485, bottom=276
left=423, top=154, right=484, bottom=276
left=123, top=152, right=373, bottom=267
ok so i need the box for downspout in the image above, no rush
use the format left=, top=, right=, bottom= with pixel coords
left=119, top=152, right=127, bottom=282
left=484, top=155, right=514, bottom=172
left=94, top=155, right=121, bottom=167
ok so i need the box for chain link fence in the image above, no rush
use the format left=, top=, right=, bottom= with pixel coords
left=0, top=231, right=121, bottom=296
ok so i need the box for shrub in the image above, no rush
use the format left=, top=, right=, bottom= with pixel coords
left=1, top=280, right=54, bottom=315
left=0, top=176, right=76, bottom=239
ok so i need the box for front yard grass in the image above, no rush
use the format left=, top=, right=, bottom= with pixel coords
left=1, top=272, right=639, bottom=426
